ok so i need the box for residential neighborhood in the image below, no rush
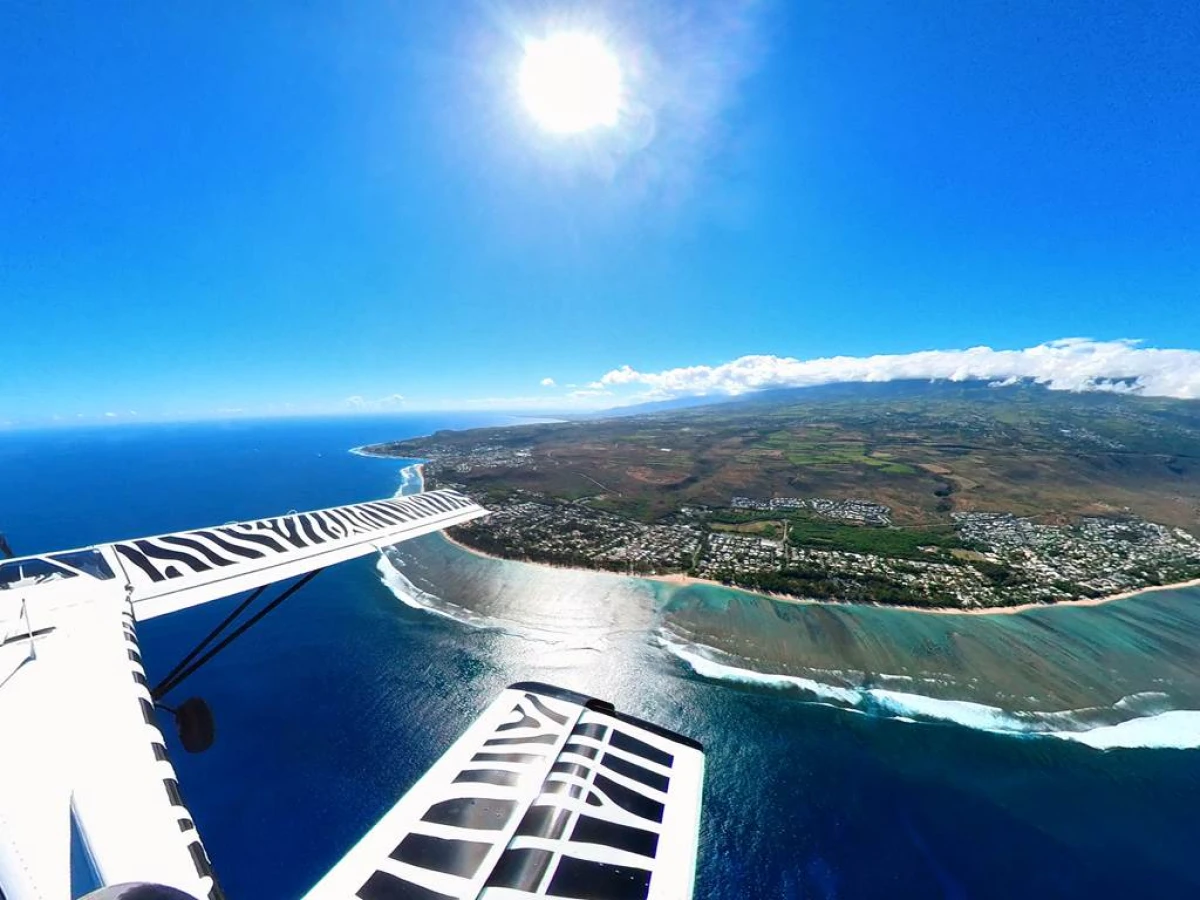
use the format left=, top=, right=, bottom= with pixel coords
left=732, top=495, right=893, bottom=525
left=447, top=488, right=1200, bottom=609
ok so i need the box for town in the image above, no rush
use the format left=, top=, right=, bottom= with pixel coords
left=444, top=486, right=1200, bottom=610
left=732, top=495, right=893, bottom=525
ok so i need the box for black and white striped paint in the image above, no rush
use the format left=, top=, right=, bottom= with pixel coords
left=327, top=684, right=704, bottom=900
left=479, top=708, right=676, bottom=899
left=122, top=601, right=224, bottom=900
left=111, top=490, right=479, bottom=585
left=354, top=691, right=575, bottom=900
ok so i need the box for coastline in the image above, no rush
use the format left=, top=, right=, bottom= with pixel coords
left=762, top=575, right=1200, bottom=616
left=350, top=415, right=568, bottom=459
left=439, top=531, right=642, bottom=585
left=439, top=532, right=1200, bottom=616
left=349, top=444, right=415, bottom=459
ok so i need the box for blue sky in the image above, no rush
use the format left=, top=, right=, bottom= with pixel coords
left=2, top=1, right=1198, bottom=426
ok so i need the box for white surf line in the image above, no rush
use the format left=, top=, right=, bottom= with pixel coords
left=661, top=631, right=1200, bottom=750
left=1050, top=710, right=1200, bottom=750
left=375, top=553, right=594, bottom=645
left=658, top=633, right=863, bottom=706
left=864, top=688, right=1033, bottom=734
left=376, top=554, right=485, bottom=628
left=395, top=462, right=426, bottom=496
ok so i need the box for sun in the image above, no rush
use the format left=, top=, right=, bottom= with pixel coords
left=519, top=33, right=622, bottom=134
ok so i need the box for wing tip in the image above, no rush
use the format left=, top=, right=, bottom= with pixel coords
left=509, top=680, right=705, bottom=753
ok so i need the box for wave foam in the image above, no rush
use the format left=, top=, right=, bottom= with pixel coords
left=659, top=635, right=862, bottom=705
left=376, top=553, right=490, bottom=629
left=1052, top=710, right=1200, bottom=750
left=864, top=689, right=1028, bottom=734
left=375, top=550, right=598, bottom=647
left=660, top=632, right=1197, bottom=750
left=395, top=463, right=425, bottom=497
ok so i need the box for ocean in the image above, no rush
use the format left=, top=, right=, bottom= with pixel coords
left=3, top=416, right=1199, bottom=898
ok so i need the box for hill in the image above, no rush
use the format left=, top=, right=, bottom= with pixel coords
left=373, top=381, right=1200, bottom=529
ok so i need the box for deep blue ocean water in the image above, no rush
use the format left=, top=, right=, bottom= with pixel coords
left=3, top=416, right=1199, bottom=899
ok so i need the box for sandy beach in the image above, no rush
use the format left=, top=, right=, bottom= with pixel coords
left=763, top=576, right=1200, bottom=616
left=439, top=533, right=1200, bottom=616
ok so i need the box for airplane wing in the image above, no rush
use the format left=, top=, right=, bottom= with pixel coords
left=0, top=489, right=488, bottom=900
left=0, top=489, right=486, bottom=623
left=304, top=682, right=705, bottom=900
left=0, top=492, right=709, bottom=900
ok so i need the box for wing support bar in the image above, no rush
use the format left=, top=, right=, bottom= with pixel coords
left=152, top=569, right=324, bottom=701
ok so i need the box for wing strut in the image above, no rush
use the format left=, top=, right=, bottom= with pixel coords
left=152, top=568, right=324, bottom=701
left=150, top=585, right=268, bottom=698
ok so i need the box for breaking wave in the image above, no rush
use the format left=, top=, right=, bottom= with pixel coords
left=660, top=631, right=1200, bottom=751
left=1051, top=711, right=1200, bottom=750
left=658, top=635, right=862, bottom=705
left=374, top=549, right=593, bottom=648
left=372, top=462, right=481, bottom=624
left=375, top=550, right=495, bottom=630
left=395, top=463, right=425, bottom=496
left=377, top=471, right=628, bottom=651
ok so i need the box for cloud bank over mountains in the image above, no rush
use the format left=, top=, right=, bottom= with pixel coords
left=598, top=339, right=1200, bottom=402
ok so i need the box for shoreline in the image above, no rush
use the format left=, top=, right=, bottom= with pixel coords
left=349, top=445, right=419, bottom=460
left=439, top=531, right=645, bottom=584
left=439, top=533, right=1200, bottom=616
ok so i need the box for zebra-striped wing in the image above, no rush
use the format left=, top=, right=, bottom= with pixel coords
left=106, top=489, right=487, bottom=620
left=304, top=682, right=705, bottom=900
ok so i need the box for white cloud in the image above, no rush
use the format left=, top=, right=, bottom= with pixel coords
left=104, top=412, right=117, bottom=418
left=540, top=377, right=557, bottom=387
left=345, top=393, right=406, bottom=412
left=597, top=339, right=1200, bottom=401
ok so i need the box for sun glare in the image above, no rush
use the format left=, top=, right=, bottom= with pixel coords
left=519, top=33, right=622, bottom=134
